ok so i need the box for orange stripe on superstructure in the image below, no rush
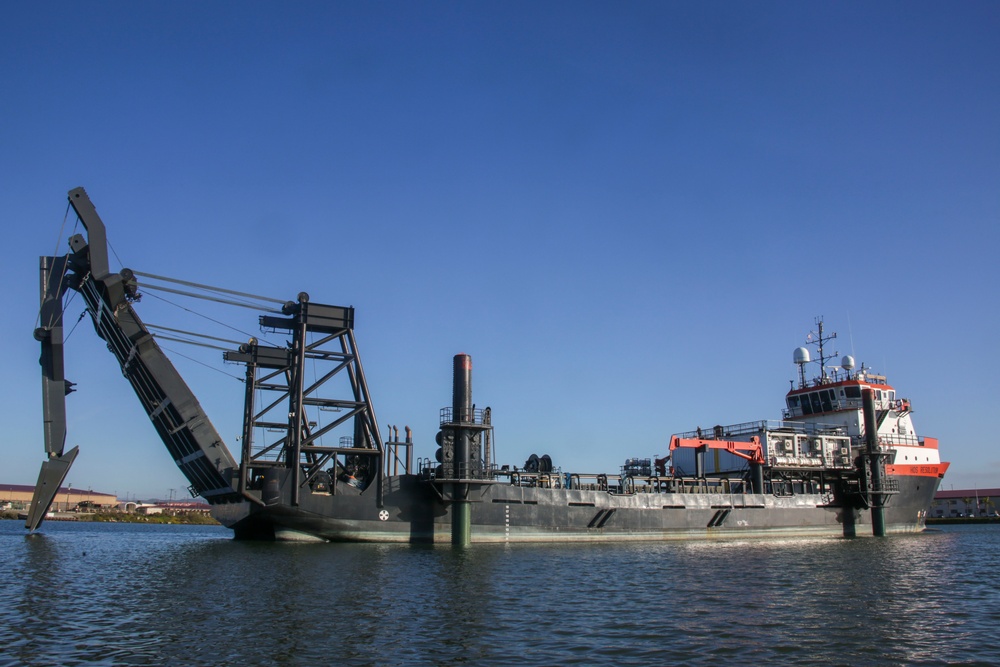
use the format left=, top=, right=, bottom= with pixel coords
left=887, top=462, right=949, bottom=478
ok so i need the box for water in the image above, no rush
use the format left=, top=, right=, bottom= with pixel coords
left=1, top=520, right=998, bottom=666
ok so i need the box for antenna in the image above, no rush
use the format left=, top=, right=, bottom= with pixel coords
left=846, top=310, right=855, bottom=359
left=806, top=316, right=838, bottom=383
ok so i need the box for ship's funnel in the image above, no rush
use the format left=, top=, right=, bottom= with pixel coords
left=453, top=353, right=472, bottom=423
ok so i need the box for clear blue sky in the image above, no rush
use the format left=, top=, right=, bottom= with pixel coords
left=3, top=2, right=997, bottom=500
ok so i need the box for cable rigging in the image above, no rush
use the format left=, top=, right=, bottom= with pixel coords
left=139, top=290, right=282, bottom=349
left=36, top=203, right=77, bottom=330
left=132, top=270, right=285, bottom=311
left=145, top=323, right=245, bottom=350
left=155, top=343, right=245, bottom=383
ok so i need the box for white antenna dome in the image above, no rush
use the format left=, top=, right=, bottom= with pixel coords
left=793, top=347, right=810, bottom=365
left=841, top=355, right=855, bottom=370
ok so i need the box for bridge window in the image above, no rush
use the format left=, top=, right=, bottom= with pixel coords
left=845, top=386, right=861, bottom=399
left=810, top=392, right=822, bottom=414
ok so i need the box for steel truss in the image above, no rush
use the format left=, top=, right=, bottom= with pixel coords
left=225, top=295, right=383, bottom=506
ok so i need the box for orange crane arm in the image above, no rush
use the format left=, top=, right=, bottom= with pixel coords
left=669, top=435, right=765, bottom=465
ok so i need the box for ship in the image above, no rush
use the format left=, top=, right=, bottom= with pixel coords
left=27, top=188, right=949, bottom=543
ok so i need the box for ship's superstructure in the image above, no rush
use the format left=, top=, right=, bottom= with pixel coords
left=783, top=326, right=943, bottom=481
left=27, top=189, right=949, bottom=543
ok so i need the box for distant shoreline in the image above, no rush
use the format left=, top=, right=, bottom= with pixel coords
left=0, top=510, right=219, bottom=525
left=926, top=517, right=1000, bottom=525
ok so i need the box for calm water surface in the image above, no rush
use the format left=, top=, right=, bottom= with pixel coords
left=1, top=520, right=998, bottom=666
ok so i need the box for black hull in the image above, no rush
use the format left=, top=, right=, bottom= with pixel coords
left=211, top=473, right=941, bottom=543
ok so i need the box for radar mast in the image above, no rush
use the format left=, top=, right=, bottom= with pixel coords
left=806, top=316, right=838, bottom=385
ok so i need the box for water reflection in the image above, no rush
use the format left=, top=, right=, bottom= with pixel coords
left=1, top=522, right=998, bottom=666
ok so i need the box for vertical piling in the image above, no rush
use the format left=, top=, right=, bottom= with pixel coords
left=862, top=387, right=886, bottom=536
left=842, top=507, right=857, bottom=538
left=452, top=354, right=473, bottom=547
left=749, top=462, right=764, bottom=495
left=405, top=426, right=413, bottom=474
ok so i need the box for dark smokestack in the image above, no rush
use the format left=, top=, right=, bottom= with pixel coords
left=453, top=353, right=472, bottom=423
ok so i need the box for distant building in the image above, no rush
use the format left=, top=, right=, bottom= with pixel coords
left=128, top=501, right=211, bottom=516
left=155, top=501, right=212, bottom=515
left=0, top=484, right=118, bottom=511
left=931, top=488, right=1000, bottom=518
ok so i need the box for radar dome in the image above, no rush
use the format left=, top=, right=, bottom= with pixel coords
left=841, top=355, right=855, bottom=370
left=793, top=347, right=810, bottom=364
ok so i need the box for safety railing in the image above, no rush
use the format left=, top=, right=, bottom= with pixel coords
left=439, top=407, right=490, bottom=426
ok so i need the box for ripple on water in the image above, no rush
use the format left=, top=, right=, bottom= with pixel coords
left=1, top=521, right=999, bottom=666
